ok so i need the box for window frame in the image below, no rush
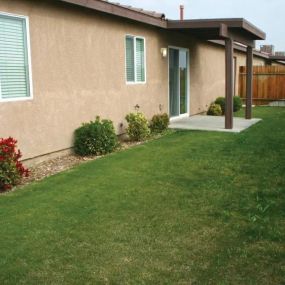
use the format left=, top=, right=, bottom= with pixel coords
left=0, top=11, right=33, bottom=103
left=125, top=34, right=146, bottom=85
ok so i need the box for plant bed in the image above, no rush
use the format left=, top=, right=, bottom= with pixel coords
left=8, top=130, right=174, bottom=193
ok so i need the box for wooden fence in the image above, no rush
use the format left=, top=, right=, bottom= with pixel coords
left=239, top=66, right=285, bottom=105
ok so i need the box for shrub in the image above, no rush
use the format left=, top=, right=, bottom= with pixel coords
left=215, top=97, right=226, bottom=115
left=150, top=113, right=170, bottom=133
left=74, top=116, right=118, bottom=156
left=207, top=103, right=222, bottom=116
left=0, top=137, right=29, bottom=192
left=233, top=96, right=242, bottom=112
left=215, top=96, right=243, bottom=114
left=125, top=112, right=150, bottom=141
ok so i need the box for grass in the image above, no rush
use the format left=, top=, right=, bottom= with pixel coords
left=0, top=107, right=284, bottom=284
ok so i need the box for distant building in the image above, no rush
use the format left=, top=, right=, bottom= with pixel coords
left=260, top=45, right=275, bottom=55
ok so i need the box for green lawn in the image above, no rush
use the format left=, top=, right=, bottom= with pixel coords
left=0, top=107, right=284, bottom=284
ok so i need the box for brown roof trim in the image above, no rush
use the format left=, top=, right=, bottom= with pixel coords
left=241, top=19, right=266, bottom=40
left=59, top=1, right=266, bottom=42
left=209, top=40, right=269, bottom=59
left=269, top=55, right=285, bottom=61
left=167, top=18, right=266, bottom=40
left=59, top=0, right=167, bottom=28
left=209, top=40, right=285, bottom=66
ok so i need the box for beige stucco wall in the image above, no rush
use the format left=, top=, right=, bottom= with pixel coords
left=0, top=0, right=171, bottom=160
left=188, top=41, right=226, bottom=115
left=0, top=0, right=268, bottom=161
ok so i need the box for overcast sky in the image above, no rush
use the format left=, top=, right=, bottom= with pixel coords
left=113, top=0, right=285, bottom=51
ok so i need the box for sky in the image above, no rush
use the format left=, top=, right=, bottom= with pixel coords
left=113, top=0, right=285, bottom=52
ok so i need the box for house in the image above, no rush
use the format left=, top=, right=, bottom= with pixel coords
left=0, top=0, right=281, bottom=163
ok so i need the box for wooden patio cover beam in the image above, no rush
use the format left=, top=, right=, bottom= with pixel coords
left=222, top=25, right=254, bottom=127
left=225, top=38, right=234, bottom=129
left=246, top=47, right=253, bottom=119
left=219, top=23, right=255, bottom=47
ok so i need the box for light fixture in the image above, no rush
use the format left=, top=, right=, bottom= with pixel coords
left=161, top=48, right=168, bottom=58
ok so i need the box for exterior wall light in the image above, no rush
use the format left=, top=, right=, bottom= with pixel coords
left=161, top=48, right=168, bottom=58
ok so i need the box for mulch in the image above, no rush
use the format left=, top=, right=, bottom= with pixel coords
left=1, top=132, right=169, bottom=195
left=2, top=140, right=144, bottom=193
left=20, top=140, right=143, bottom=187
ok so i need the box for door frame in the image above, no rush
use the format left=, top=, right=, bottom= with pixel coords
left=168, top=46, right=190, bottom=121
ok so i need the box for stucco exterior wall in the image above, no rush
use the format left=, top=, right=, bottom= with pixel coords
left=188, top=41, right=226, bottom=115
left=0, top=0, right=269, bottom=162
left=0, top=0, right=171, bottom=160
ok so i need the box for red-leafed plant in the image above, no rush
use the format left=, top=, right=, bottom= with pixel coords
left=0, top=137, right=29, bottom=192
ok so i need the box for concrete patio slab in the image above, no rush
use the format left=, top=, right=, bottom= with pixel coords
left=169, top=115, right=262, bottom=133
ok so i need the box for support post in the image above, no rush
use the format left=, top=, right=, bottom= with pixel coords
left=246, top=46, right=253, bottom=119
left=225, top=38, right=234, bottom=129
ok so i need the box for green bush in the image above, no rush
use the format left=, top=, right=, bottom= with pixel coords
left=215, top=97, right=226, bottom=114
left=207, top=103, right=222, bottom=116
left=125, top=112, right=150, bottom=141
left=215, top=96, right=243, bottom=114
left=150, top=113, right=170, bottom=133
left=74, top=117, right=118, bottom=156
left=233, top=96, right=242, bottom=112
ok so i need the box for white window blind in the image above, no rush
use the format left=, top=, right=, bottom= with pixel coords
left=0, top=13, right=31, bottom=100
left=126, top=36, right=135, bottom=82
left=135, top=38, right=145, bottom=82
left=125, top=35, right=145, bottom=83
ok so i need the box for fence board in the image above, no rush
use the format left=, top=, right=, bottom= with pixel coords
left=239, top=66, right=285, bottom=105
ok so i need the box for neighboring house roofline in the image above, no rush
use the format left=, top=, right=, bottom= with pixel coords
left=209, top=40, right=269, bottom=59
left=209, top=40, right=285, bottom=66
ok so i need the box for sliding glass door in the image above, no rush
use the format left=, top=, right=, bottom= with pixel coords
left=169, top=48, right=189, bottom=118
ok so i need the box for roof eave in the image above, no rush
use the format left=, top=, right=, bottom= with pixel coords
left=242, top=19, right=266, bottom=40
left=167, top=18, right=266, bottom=41
left=59, top=0, right=167, bottom=28
left=269, top=55, right=285, bottom=61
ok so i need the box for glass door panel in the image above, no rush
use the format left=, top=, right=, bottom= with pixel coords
left=169, top=48, right=189, bottom=118
left=179, top=50, right=188, bottom=114
left=169, top=49, right=179, bottom=117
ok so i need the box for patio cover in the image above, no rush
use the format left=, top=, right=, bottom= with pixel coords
left=167, top=18, right=266, bottom=129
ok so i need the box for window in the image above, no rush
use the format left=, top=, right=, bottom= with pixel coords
left=0, top=12, right=32, bottom=102
left=125, top=35, right=146, bottom=83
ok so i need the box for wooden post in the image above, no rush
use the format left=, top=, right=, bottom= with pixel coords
left=246, top=46, right=253, bottom=119
left=225, top=38, right=234, bottom=129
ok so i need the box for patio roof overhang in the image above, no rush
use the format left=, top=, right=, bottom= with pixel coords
left=168, top=18, right=266, bottom=129
left=167, top=18, right=266, bottom=47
